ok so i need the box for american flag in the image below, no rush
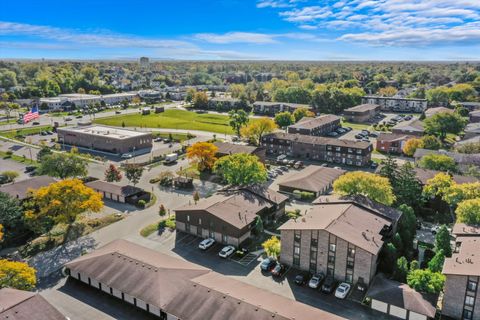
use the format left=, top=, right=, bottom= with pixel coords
left=23, top=105, right=40, bottom=123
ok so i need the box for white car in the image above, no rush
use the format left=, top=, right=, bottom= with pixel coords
left=335, top=283, right=351, bottom=299
left=218, top=245, right=235, bottom=258
left=121, top=153, right=133, bottom=159
left=308, top=274, right=324, bottom=289
left=198, top=238, right=215, bottom=250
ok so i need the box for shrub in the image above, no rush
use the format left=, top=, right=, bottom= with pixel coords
left=137, top=199, right=146, bottom=208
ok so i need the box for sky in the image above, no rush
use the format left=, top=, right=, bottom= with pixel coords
left=1, top=0, right=480, bottom=61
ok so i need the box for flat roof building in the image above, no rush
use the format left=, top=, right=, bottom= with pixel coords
left=253, top=101, right=312, bottom=116
left=343, top=104, right=381, bottom=123
left=57, top=125, right=152, bottom=155
left=287, top=115, right=341, bottom=136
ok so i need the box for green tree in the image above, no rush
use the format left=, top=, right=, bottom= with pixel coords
left=159, top=204, right=166, bottom=216
left=104, top=164, right=122, bottom=182
left=124, top=164, right=143, bottom=186
left=36, top=145, right=52, bottom=161
left=456, top=199, right=480, bottom=225
left=435, top=225, right=452, bottom=257
left=228, top=109, right=249, bottom=136
left=274, top=111, right=294, bottom=128
left=428, top=249, right=445, bottom=273
left=418, top=154, right=458, bottom=172
left=0, top=260, right=36, bottom=290
left=421, top=135, right=442, bottom=150
left=38, top=152, right=88, bottom=179
left=456, top=142, right=480, bottom=154
left=262, top=236, right=281, bottom=258
left=397, top=205, right=417, bottom=257
left=423, top=112, right=467, bottom=141
left=193, top=191, right=200, bottom=204
left=407, top=269, right=445, bottom=294
left=292, top=107, right=314, bottom=122
left=0, top=192, right=24, bottom=244
left=394, top=162, right=423, bottom=208
left=333, top=171, right=395, bottom=205
left=213, top=153, right=267, bottom=185
left=394, top=256, right=409, bottom=283
left=379, top=155, right=398, bottom=182
left=442, top=182, right=480, bottom=207
left=192, top=91, right=208, bottom=109
left=1, top=171, right=19, bottom=183
left=380, top=243, right=398, bottom=274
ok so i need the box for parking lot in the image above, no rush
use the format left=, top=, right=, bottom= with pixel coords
left=142, top=230, right=395, bottom=320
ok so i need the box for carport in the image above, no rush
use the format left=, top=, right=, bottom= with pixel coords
left=85, top=180, right=144, bottom=204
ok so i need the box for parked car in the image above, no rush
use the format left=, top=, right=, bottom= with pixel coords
left=121, top=153, right=133, bottom=159
left=354, top=134, right=364, bottom=139
left=308, top=273, right=325, bottom=289
left=294, top=273, right=309, bottom=286
left=32, top=121, right=40, bottom=125
left=335, top=283, right=351, bottom=299
left=361, top=130, right=370, bottom=135
left=115, top=110, right=122, bottom=114
left=271, top=262, right=286, bottom=277
left=370, top=162, right=379, bottom=169
left=46, top=130, right=53, bottom=135
left=369, top=132, right=379, bottom=138
left=198, top=238, right=215, bottom=250
left=431, top=225, right=441, bottom=235
left=276, top=154, right=287, bottom=161
left=321, top=275, right=337, bottom=294
left=336, top=128, right=345, bottom=134
left=327, top=132, right=338, bottom=137
left=40, top=131, right=47, bottom=136
left=279, top=166, right=289, bottom=172
left=404, top=115, right=413, bottom=121
left=154, top=137, right=163, bottom=142
left=345, top=127, right=352, bottom=131
left=218, top=245, right=235, bottom=258
left=260, top=257, right=277, bottom=272
left=25, top=166, right=37, bottom=173
left=293, top=161, right=304, bottom=169
left=362, top=138, right=370, bottom=143
left=65, top=117, right=72, bottom=121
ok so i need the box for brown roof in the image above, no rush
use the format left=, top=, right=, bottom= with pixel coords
left=344, top=104, right=380, bottom=113
left=65, top=239, right=344, bottom=320
left=452, top=223, right=480, bottom=237
left=392, top=119, right=424, bottom=133
left=213, top=141, right=259, bottom=156
left=443, top=236, right=480, bottom=276
left=278, top=201, right=392, bottom=255
left=0, top=288, right=66, bottom=320
left=366, top=274, right=437, bottom=318
left=377, top=132, right=413, bottom=142
left=413, top=168, right=478, bottom=185
left=265, top=132, right=371, bottom=149
left=278, top=165, right=345, bottom=194
left=288, top=115, right=340, bottom=130
left=85, top=180, right=143, bottom=197
left=175, top=187, right=287, bottom=230
left=425, top=107, right=454, bottom=117
left=0, top=176, right=56, bottom=200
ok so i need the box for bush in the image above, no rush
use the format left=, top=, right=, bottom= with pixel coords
left=137, top=199, right=146, bottom=208
left=159, top=215, right=176, bottom=229
left=286, top=209, right=301, bottom=219
left=293, top=190, right=315, bottom=201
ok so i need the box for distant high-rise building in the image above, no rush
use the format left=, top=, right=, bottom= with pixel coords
left=139, top=56, right=149, bottom=68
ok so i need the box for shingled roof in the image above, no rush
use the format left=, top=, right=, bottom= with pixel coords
left=278, top=165, right=345, bottom=194
left=0, top=176, right=56, bottom=200
left=0, top=288, right=66, bottom=320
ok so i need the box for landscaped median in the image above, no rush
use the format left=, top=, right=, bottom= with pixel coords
left=140, top=215, right=176, bottom=237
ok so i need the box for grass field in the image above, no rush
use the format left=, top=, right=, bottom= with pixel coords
left=341, top=120, right=373, bottom=131
left=0, top=126, right=54, bottom=139
left=151, top=131, right=194, bottom=142
left=94, top=109, right=258, bottom=134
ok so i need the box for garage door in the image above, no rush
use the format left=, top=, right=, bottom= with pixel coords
left=372, top=299, right=388, bottom=313
left=389, top=305, right=407, bottom=319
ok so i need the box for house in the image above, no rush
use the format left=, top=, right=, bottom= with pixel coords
left=278, top=195, right=401, bottom=285
left=392, top=119, right=425, bottom=136
left=261, top=132, right=373, bottom=167
left=442, top=224, right=480, bottom=320
left=464, top=123, right=480, bottom=140
left=57, top=125, right=152, bottom=155
left=343, top=104, right=381, bottom=123
left=424, top=107, right=453, bottom=118
left=0, top=176, right=56, bottom=200
left=253, top=101, right=312, bottom=116
left=458, top=102, right=480, bottom=111
left=376, top=133, right=413, bottom=154
left=64, top=239, right=344, bottom=320
left=413, top=149, right=480, bottom=170
left=366, top=274, right=437, bottom=320
left=469, top=110, right=480, bottom=123
left=213, top=141, right=266, bottom=162
left=287, top=115, right=341, bottom=136
left=0, top=288, right=66, bottom=320
left=362, top=96, right=428, bottom=113
left=175, top=187, right=288, bottom=247
left=277, top=165, right=345, bottom=197
left=85, top=180, right=145, bottom=204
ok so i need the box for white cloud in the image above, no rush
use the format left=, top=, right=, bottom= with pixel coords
left=280, top=6, right=331, bottom=22
left=193, top=32, right=278, bottom=44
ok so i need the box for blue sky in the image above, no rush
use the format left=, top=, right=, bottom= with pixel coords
left=1, top=0, right=479, bottom=60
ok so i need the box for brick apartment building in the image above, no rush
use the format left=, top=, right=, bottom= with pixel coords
left=278, top=195, right=401, bottom=286
left=287, top=115, right=341, bottom=136
left=213, top=141, right=266, bottom=162
left=443, top=224, right=480, bottom=320
left=343, top=104, right=381, bottom=123
left=391, top=119, right=425, bottom=137
left=261, top=132, right=372, bottom=167
left=376, top=133, right=413, bottom=154
left=361, top=96, right=428, bottom=113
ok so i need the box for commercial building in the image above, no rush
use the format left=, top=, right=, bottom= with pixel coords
left=0, top=176, right=56, bottom=200
left=261, top=132, right=373, bottom=167
left=391, top=119, right=425, bottom=137
left=424, top=107, right=453, bottom=118
left=287, top=115, right=341, bottom=136
left=0, top=288, right=66, bottom=320
left=39, top=92, right=137, bottom=111
left=362, top=96, right=428, bottom=113
left=213, top=141, right=266, bottom=162
left=253, top=101, right=312, bottom=116
left=64, top=239, right=344, bottom=320
left=278, top=195, right=401, bottom=286
left=343, top=104, right=381, bottom=123
left=366, top=274, right=437, bottom=320
left=57, top=125, right=152, bottom=155
left=277, top=165, right=345, bottom=197
left=175, top=187, right=287, bottom=247
left=442, top=224, right=480, bottom=320
left=376, top=133, right=413, bottom=154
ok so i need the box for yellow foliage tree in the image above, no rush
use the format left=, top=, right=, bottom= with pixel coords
left=378, top=86, right=398, bottom=97
left=0, top=260, right=36, bottom=290
left=26, top=179, right=103, bottom=226
left=403, top=138, right=424, bottom=156
left=0, top=224, right=3, bottom=242
left=333, top=171, right=395, bottom=205
left=262, top=236, right=281, bottom=258
left=186, top=142, right=218, bottom=171
left=241, top=117, right=277, bottom=145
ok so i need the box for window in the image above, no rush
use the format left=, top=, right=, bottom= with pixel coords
left=294, top=246, right=300, bottom=255
left=467, top=280, right=477, bottom=292
left=198, top=218, right=202, bottom=225
left=294, top=230, right=301, bottom=243
left=347, top=260, right=354, bottom=269
left=293, top=256, right=300, bottom=266
left=465, top=295, right=475, bottom=307
left=345, top=273, right=353, bottom=283
left=328, top=254, right=335, bottom=264
left=311, top=238, right=318, bottom=247
left=187, top=215, right=190, bottom=222
left=348, top=247, right=355, bottom=258
left=327, top=266, right=334, bottom=276
left=463, top=309, right=473, bottom=320
left=329, top=243, right=336, bottom=252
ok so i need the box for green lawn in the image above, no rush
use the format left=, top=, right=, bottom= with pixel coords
left=0, top=126, right=54, bottom=139
left=151, top=132, right=194, bottom=142
left=341, top=120, right=373, bottom=131
left=93, top=109, right=258, bottom=134
left=0, top=151, right=37, bottom=165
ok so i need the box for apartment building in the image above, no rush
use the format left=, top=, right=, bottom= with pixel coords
left=362, top=96, right=428, bottom=113
left=442, top=224, right=480, bottom=320
left=278, top=195, right=401, bottom=286
left=253, top=101, right=312, bottom=116
left=213, top=141, right=266, bottom=162
left=287, top=115, right=341, bottom=136
left=376, top=133, right=413, bottom=154
left=343, top=104, right=381, bottom=123
left=261, top=132, right=372, bottom=167
left=391, top=119, right=425, bottom=137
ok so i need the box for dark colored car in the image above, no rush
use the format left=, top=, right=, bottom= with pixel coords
left=354, top=134, right=364, bottom=139
left=260, top=257, right=276, bottom=272
left=25, top=166, right=37, bottom=173
left=271, top=263, right=286, bottom=277
left=294, top=273, right=310, bottom=286
left=321, top=275, right=337, bottom=294
left=32, top=121, right=40, bottom=125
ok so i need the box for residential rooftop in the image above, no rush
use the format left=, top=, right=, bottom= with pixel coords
left=443, top=235, right=480, bottom=276
left=277, top=165, right=345, bottom=194
left=288, top=115, right=340, bottom=130
left=0, top=176, right=56, bottom=200
left=344, top=104, right=380, bottom=113
left=213, top=141, right=260, bottom=155
left=264, top=132, right=371, bottom=149
left=0, top=288, right=66, bottom=320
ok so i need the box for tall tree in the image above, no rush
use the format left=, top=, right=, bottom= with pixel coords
left=38, top=152, right=88, bottom=179
left=435, top=225, right=452, bottom=257
left=403, top=138, right=424, bottom=157
left=424, top=112, right=467, bottom=141
left=379, top=155, right=398, bottom=182
left=394, top=162, right=423, bottom=208
left=292, top=107, right=314, bottom=122
left=333, top=171, right=395, bottom=205
left=397, top=205, right=417, bottom=258
left=0, top=192, right=24, bottom=244
left=456, top=199, right=480, bottom=225
left=428, top=249, right=445, bottom=273
left=228, top=110, right=249, bottom=136
left=274, top=111, right=294, bottom=128
left=262, top=236, right=281, bottom=258
left=186, top=142, right=218, bottom=171
left=240, top=117, right=277, bottom=145
left=0, top=260, right=36, bottom=290
left=394, top=256, right=409, bottom=283
left=192, top=91, right=209, bottom=109
left=104, top=164, right=122, bottom=182
left=213, top=153, right=267, bottom=185
left=124, top=164, right=144, bottom=186
left=407, top=269, right=445, bottom=294
left=418, top=154, right=458, bottom=172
